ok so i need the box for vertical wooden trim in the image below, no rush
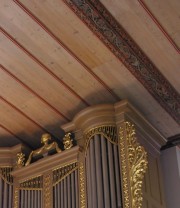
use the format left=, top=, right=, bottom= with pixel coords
left=13, top=180, right=19, bottom=208
left=78, top=152, right=87, bottom=208
left=43, top=172, right=53, bottom=208
left=119, top=122, right=131, bottom=208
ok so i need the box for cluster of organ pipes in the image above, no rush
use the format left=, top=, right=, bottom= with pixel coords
left=0, top=122, right=148, bottom=208
left=0, top=177, right=13, bottom=208
left=0, top=133, right=122, bottom=208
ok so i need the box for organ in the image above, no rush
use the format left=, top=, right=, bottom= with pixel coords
left=0, top=100, right=166, bottom=208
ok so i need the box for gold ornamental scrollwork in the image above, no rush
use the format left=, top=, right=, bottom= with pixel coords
left=85, top=125, right=117, bottom=154
left=15, top=152, right=25, bottom=169
left=43, top=173, right=52, bottom=208
left=53, top=162, right=78, bottom=186
left=119, top=121, right=148, bottom=208
left=79, top=162, right=86, bottom=208
left=19, top=175, right=43, bottom=190
left=14, top=187, right=19, bottom=208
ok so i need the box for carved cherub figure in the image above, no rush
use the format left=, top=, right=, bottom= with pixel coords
left=63, top=133, right=73, bottom=150
left=25, top=133, right=61, bottom=166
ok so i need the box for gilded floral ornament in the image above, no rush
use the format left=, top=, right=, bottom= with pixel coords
left=16, top=152, right=25, bottom=169
left=63, top=133, right=73, bottom=150
left=119, top=121, right=148, bottom=208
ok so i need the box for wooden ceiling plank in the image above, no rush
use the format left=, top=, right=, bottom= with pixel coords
left=142, top=0, right=180, bottom=50
left=13, top=0, right=119, bottom=101
left=0, top=35, right=116, bottom=112
left=0, top=32, right=91, bottom=113
left=0, top=25, right=117, bottom=105
left=0, top=98, right=63, bottom=148
left=138, top=0, right=179, bottom=53
left=0, top=63, right=70, bottom=121
left=0, top=0, right=179, bottom=148
left=0, top=95, right=57, bottom=138
left=98, top=0, right=180, bottom=91
left=63, top=0, right=180, bottom=124
left=0, top=125, right=22, bottom=147
left=0, top=28, right=89, bottom=107
left=0, top=69, right=69, bottom=131
left=0, top=109, right=39, bottom=149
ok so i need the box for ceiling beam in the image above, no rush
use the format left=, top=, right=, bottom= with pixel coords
left=62, top=0, right=180, bottom=124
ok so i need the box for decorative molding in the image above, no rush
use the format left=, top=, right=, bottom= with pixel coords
left=79, top=162, right=86, bottom=208
left=161, top=134, right=180, bottom=150
left=84, top=125, right=117, bottom=154
left=11, top=146, right=79, bottom=181
left=13, top=187, right=19, bottom=208
left=19, top=175, right=43, bottom=190
left=43, top=173, right=52, bottom=208
left=53, top=162, right=78, bottom=185
left=63, top=0, right=180, bottom=124
left=119, top=121, right=148, bottom=208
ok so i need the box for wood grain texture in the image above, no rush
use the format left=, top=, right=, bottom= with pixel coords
left=0, top=0, right=179, bottom=147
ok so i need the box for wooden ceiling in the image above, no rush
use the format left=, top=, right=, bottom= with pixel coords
left=0, top=0, right=179, bottom=148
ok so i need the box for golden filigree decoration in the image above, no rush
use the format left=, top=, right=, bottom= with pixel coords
left=79, top=162, right=86, bottom=208
left=119, top=121, right=148, bottom=208
left=20, top=175, right=43, bottom=190
left=25, top=133, right=62, bottom=166
left=85, top=125, right=117, bottom=153
left=15, top=152, right=25, bottom=169
left=0, top=167, right=13, bottom=185
left=63, top=133, right=74, bottom=150
left=44, top=173, right=52, bottom=208
left=14, top=187, right=19, bottom=208
left=53, top=162, right=78, bottom=186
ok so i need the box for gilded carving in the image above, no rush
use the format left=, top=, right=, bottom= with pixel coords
left=63, top=133, right=74, bottom=150
left=85, top=125, right=117, bottom=153
left=25, top=133, right=62, bottom=166
left=43, top=173, right=52, bottom=208
left=53, top=162, right=78, bottom=185
left=15, top=152, right=25, bottom=169
left=79, top=162, right=86, bottom=208
left=119, top=121, right=148, bottom=208
left=20, top=175, right=43, bottom=190
left=14, top=187, right=19, bottom=208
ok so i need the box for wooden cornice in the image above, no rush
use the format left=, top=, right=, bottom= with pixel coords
left=161, top=134, right=180, bottom=150
left=11, top=146, right=79, bottom=181
left=62, top=100, right=166, bottom=155
left=0, top=144, right=24, bottom=166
